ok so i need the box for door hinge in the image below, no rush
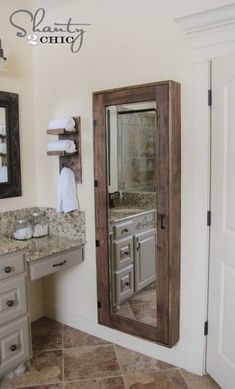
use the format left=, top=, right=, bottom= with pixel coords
left=208, top=89, right=212, bottom=106
left=94, top=179, right=98, bottom=187
left=96, top=240, right=100, bottom=247
left=93, top=119, right=97, bottom=128
left=97, top=300, right=101, bottom=309
left=207, top=211, right=211, bottom=226
left=204, top=321, right=208, bottom=336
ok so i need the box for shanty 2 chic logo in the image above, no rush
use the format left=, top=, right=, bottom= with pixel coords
left=9, top=8, right=91, bottom=53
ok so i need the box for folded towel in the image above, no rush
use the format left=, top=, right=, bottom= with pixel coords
left=57, top=167, right=78, bottom=213
left=48, top=117, right=75, bottom=132
left=0, top=166, right=8, bottom=182
left=0, top=143, right=6, bottom=154
left=0, top=124, right=6, bottom=136
left=48, top=140, right=76, bottom=154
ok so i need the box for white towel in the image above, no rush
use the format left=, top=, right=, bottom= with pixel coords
left=0, top=166, right=8, bottom=182
left=0, top=143, right=6, bottom=154
left=57, top=167, right=78, bottom=213
left=48, top=117, right=75, bottom=132
left=0, top=124, right=6, bottom=136
left=48, top=140, right=76, bottom=154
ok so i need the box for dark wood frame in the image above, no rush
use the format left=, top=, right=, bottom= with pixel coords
left=93, top=81, right=181, bottom=347
left=0, top=91, right=21, bottom=199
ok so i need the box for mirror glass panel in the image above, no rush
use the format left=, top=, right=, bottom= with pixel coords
left=107, top=101, right=157, bottom=327
left=0, top=107, right=8, bottom=183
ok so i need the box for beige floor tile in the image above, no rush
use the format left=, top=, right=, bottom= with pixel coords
left=3, top=351, right=62, bottom=388
left=64, top=344, right=121, bottom=381
left=32, top=317, right=62, bottom=351
left=180, top=370, right=221, bottom=389
left=64, top=376, right=125, bottom=388
left=124, top=371, right=188, bottom=389
left=63, top=325, right=109, bottom=348
left=115, top=345, right=173, bottom=374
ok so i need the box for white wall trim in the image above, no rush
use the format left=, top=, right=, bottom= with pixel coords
left=44, top=302, right=204, bottom=375
left=175, top=4, right=235, bottom=38
left=175, top=4, right=235, bottom=62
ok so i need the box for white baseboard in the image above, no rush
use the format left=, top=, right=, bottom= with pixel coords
left=30, top=302, right=44, bottom=322
left=44, top=302, right=204, bottom=375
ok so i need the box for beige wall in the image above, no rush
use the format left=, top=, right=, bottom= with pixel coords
left=31, top=0, right=214, bottom=374
left=0, top=1, right=37, bottom=211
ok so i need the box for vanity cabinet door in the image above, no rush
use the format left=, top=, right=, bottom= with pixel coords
left=0, top=316, right=30, bottom=376
left=0, top=275, right=27, bottom=326
left=113, top=236, right=133, bottom=271
left=0, top=252, right=25, bottom=281
left=113, top=265, right=134, bottom=306
left=134, top=229, right=156, bottom=292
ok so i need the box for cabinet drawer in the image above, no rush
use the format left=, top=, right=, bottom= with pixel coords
left=114, top=265, right=134, bottom=305
left=113, top=237, right=133, bottom=271
left=0, top=316, right=30, bottom=376
left=0, top=252, right=25, bottom=281
left=0, top=275, right=27, bottom=326
left=28, top=247, right=84, bottom=281
left=113, top=220, right=134, bottom=240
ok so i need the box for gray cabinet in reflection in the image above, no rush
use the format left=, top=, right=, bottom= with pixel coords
left=134, top=229, right=156, bottom=292
left=111, top=210, right=156, bottom=311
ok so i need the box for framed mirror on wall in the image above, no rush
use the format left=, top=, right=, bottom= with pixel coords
left=0, top=91, right=21, bottom=198
left=93, top=81, right=181, bottom=347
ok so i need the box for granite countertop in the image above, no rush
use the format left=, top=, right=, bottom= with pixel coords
left=109, top=207, right=156, bottom=223
left=0, top=237, right=29, bottom=257
left=0, top=235, right=85, bottom=262
left=26, top=235, right=85, bottom=262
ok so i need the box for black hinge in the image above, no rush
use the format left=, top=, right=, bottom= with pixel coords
left=96, top=240, right=100, bottom=247
left=204, top=321, right=208, bottom=336
left=97, top=300, right=101, bottom=309
left=208, top=90, right=212, bottom=106
left=207, top=211, right=211, bottom=226
left=93, top=119, right=97, bottom=128
left=94, top=179, right=98, bottom=187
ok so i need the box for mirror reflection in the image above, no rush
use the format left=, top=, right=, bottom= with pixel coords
left=0, top=107, right=8, bottom=183
left=107, top=101, right=157, bottom=327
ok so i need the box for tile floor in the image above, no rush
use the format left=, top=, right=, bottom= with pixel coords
left=1, top=317, right=220, bottom=389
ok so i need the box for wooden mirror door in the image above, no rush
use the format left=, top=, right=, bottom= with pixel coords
left=93, top=81, right=181, bottom=347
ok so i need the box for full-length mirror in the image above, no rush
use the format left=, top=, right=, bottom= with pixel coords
left=0, top=91, right=21, bottom=198
left=93, top=81, right=181, bottom=347
left=107, top=102, right=157, bottom=327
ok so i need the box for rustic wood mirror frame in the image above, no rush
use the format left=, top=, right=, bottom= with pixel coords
left=93, top=81, right=181, bottom=347
left=0, top=91, right=21, bottom=199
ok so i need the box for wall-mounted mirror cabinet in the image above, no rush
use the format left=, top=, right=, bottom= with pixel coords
left=0, top=91, right=21, bottom=198
left=93, top=81, right=181, bottom=347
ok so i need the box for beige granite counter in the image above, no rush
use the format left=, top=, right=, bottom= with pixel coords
left=109, top=208, right=156, bottom=223
left=26, top=235, right=85, bottom=262
left=0, top=237, right=28, bottom=256
left=0, top=235, right=85, bottom=262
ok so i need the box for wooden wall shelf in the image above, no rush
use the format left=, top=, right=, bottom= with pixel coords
left=47, top=116, right=82, bottom=183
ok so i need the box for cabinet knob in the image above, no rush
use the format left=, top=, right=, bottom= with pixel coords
left=122, top=228, right=128, bottom=233
left=7, top=300, right=14, bottom=307
left=4, top=266, right=12, bottom=274
left=124, top=251, right=129, bottom=256
left=10, top=344, right=17, bottom=352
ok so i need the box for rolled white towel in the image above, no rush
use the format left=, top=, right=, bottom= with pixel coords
left=0, top=124, right=6, bottom=136
left=0, top=143, right=6, bottom=154
left=48, top=140, right=76, bottom=154
left=48, top=117, right=75, bottom=132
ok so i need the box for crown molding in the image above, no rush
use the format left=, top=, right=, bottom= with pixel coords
left=175, top=3, right=235, bottom=60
